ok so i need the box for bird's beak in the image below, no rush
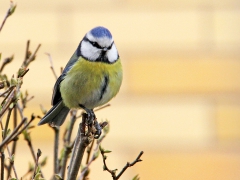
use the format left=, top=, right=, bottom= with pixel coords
left=103, top=47, right=108, bottom=52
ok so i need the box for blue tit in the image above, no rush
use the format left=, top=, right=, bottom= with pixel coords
left=38, top=26, right=122, bottom=137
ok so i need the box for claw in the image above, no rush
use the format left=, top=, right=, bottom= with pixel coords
left=94, top=119, right=102, bottom=139
left=79, top=104, right=102, bottom=139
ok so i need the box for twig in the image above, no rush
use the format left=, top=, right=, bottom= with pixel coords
left=85, top=139, right=94, bottom=165
left=0, top=55, right=14, bottom=73
left=100, top=149, right=144, bottom=180
left=6, top=146, right=18, bottom=179
left=116, top=151, right=143, bottom=179
left=32, top=149, right=42, bottom=179
left=0, top=85, right=15, bottom=97
left=0, top=118, right=27, bottom=151
left=24, top=40, right=30, bottom=62
left=45, top=53, right=58, bottom=80
left=23, top=115, right=45, bottom=179
left=0, top=87, right=16, bottom=120
left=1, top=151, right=5, bottom=180
left=3, top=106, right=14, bottom=140
left=1, top=107, right=18, bottom=179
left=52, top=126, right=59, bottom=178
left=7, top=106, right=18, bottom=179
left=22, top=41, right=41, bottom=68
left=59, top=110, right=77, bottom=179
left=79, top=123, right=108, bottom=180
left=0, top=1, right=17, bottom=32
left=67, top=114, right=93, bottom=180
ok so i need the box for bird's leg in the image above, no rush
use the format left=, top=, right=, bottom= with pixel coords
left=79, top=105, right=102, bottom=139
left=89, top=109, right=102, bottom=139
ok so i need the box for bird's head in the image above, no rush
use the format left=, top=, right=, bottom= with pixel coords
left=79, top=26, right=119, bottom=63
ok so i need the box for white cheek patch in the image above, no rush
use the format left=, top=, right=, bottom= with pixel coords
left=81, top=41, right=101, bottom=61
left=107, top=44, right=118, bottom=63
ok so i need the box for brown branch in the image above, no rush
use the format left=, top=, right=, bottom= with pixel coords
left=52, top=126, right=59, bottom=179
left=79, top=122, right=108, bottom=180
left=116, top=151, right=143, bottom=179
left=0, top=85, right=15, bottom=98
left=59, top=110, right=77, bottom=179
left=85, top=139, right=94, bottom=165
left=45, top=53, right=58, bottom=80
left=7, top=106, right=18, bottom=179
left=0, top=55, right=14, bottom=73
left=100, top=148, right=144, bottom=180
left=32, top=149, right=42, bottom=179
left=0, top=151, right=5, bottom=180
left=0, top=117, right=27, bottom=151
left=0, top=1, right=17, bottom=33
left=0, top=87, right=16, bottom=125
left=22, top=41, right=41, bottom=68
left=67, top=114, right=93, bottom=180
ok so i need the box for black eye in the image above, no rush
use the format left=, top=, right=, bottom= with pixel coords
left=90, top=41, right=102, bottom=49
left=107, top=42, right=114, bottom=50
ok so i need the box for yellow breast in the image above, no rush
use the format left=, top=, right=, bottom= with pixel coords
left=60, top=57, right=122, bottom=109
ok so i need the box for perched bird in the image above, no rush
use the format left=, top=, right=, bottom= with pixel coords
left=38, top=26, right=122, bottom=138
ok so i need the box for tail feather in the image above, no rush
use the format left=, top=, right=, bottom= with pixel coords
left=38, top=101, right=70, bottom=127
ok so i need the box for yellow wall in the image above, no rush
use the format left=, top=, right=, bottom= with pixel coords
left=1, top=0, right=240, bottom=179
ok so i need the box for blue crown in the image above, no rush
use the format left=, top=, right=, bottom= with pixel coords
left=90, top=26, right=112, bottom=39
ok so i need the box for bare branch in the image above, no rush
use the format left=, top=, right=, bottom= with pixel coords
left=45, top=53, right=58, bottom=80
left=22, top=41, right=41, bottom=68
left=116, top=151, right=144, bottom=179
left=67, top=114, right=93, bottom=180
left=0, top=1, right=17, bottom=32
left=52, top=126, right=59, bottom=178
left=0, top=118, right=26, bottom=150
left=32, top=149, right=42, bottom=179
left=0, top=55, right=14, bottom=73
left=59, top=110, right=77, bottom=179
left=100, top=148, right=144, bottom=180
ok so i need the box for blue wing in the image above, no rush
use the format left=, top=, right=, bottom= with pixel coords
left=51, top=50, right=80, bottom=105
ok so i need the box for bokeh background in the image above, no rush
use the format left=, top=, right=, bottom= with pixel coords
left=1, top=0, right=240, bottom=179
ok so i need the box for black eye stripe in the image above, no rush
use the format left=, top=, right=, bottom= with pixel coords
left=84, top=37, right=113, bottom=50
left=107, top=42, right=114, bottom=50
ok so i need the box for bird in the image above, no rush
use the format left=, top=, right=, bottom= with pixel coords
left=38, top=26, right=122, bottom=138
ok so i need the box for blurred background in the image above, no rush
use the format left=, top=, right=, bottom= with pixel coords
left=1, top=0, right=240, bottom=179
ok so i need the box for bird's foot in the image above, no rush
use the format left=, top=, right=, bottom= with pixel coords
left=85, top=109, right=102, bottom=139
left=93, top=119, right=102, bottom=139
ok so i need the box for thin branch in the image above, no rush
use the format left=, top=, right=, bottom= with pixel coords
left=1, top=151, right=5, bottom=180
left=24, top=40, right=30, bottom=62
left=6, top=146, right=18, bottom=179
left=32, top=149, right=42, bottom=179
left=0, top=87, right=16, bottom=120
left=79, top=123, right=108, bottom=180
left=0, top=85, right=15, bottom=97
left=45, top=53, right=58, bottom=80
left=0, top=55, right=14, bottom=73
left=67, top=114, right=93, bottom=180
left=7, top=106, right=18, bottom=179
left=52, top=126, right=59, bottom=178
left=59, top=110, right=77, bottom=179
left=0, top=117, right=27, bottom=151
left=3, top=106, right=14, bottom=140
left=22, top=41, right=41, bottom=68
left=85, top=139, right=94, bottom=165
left=100, top=149, right=144, bottom=180
left=0, top=1, right=17, bottom=32
left=116, top=151, right=144, bottom=179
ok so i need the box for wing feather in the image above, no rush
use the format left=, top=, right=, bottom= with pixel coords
left=51, top=51, right=80, bottom=105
